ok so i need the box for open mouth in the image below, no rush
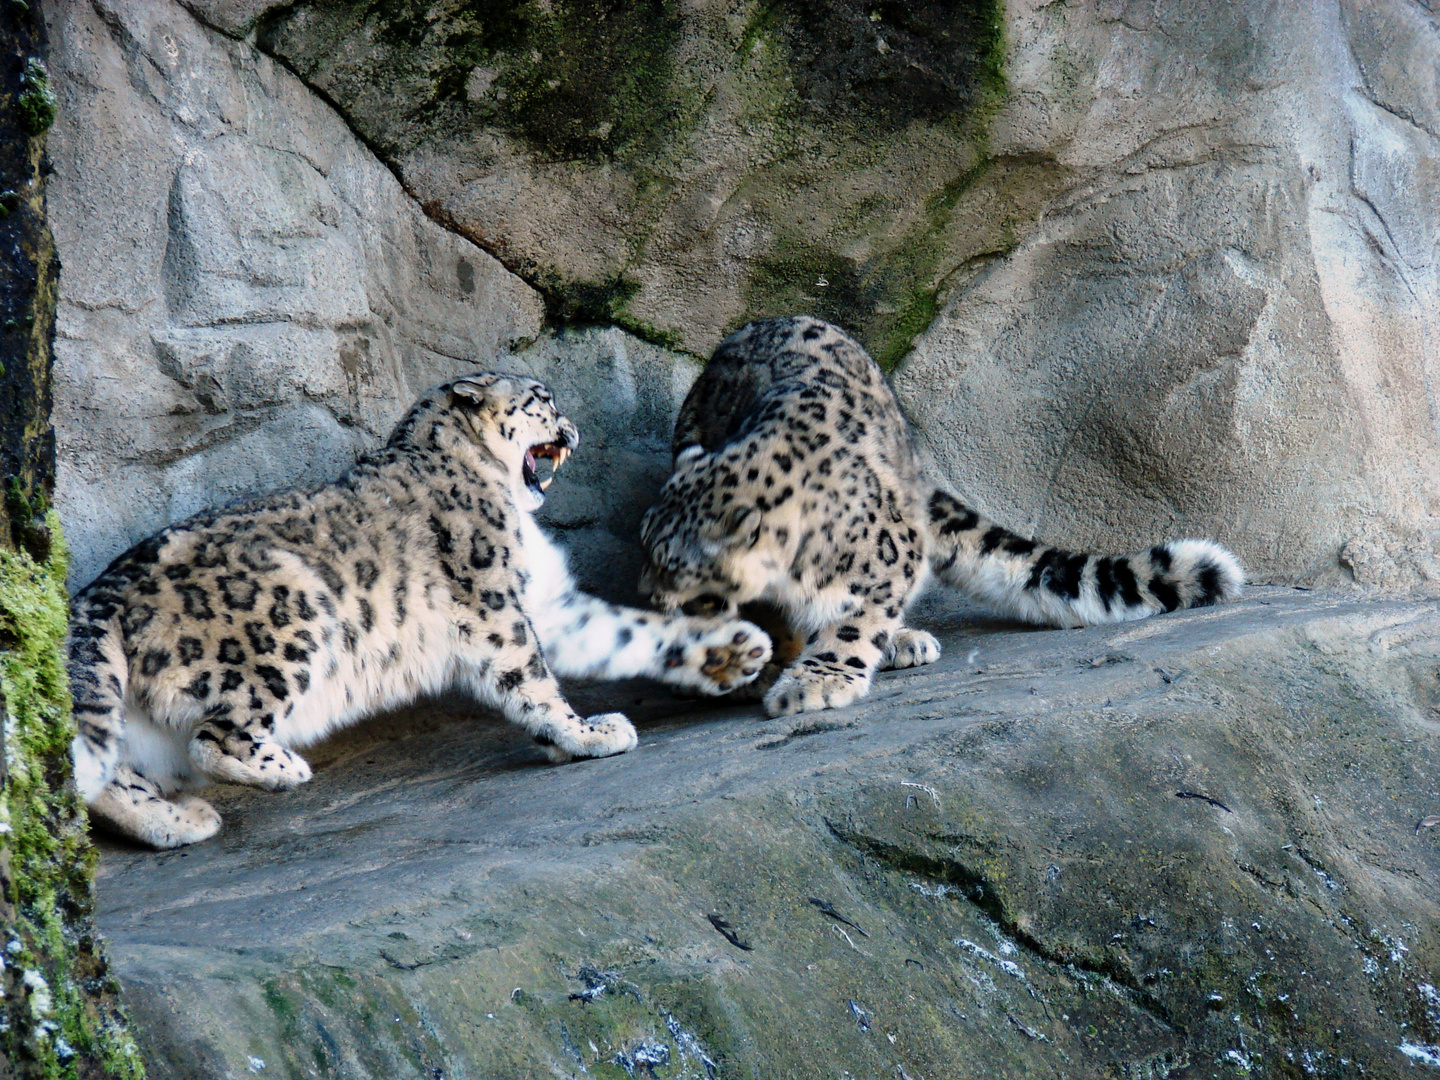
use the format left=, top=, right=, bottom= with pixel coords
left=523, top=441, right=571, bottom=496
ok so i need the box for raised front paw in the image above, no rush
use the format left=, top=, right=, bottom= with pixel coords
left=882, top=628, right=941, bottom=670
left=540, top=712, right=639, bottom=763
left=660, top=620, right=772, bottom=695
left=763, top=662, right=872, bottom=716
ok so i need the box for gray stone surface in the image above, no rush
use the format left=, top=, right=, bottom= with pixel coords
left=94, top=590, right=1440, bottom=1078
left=45, top=0, right=684, bottom=593
left=172, top=0, right=1440, bottom=593
left=894, top=0, right=1440, bottom=595
left=210, top=0, right=1008, bottom=366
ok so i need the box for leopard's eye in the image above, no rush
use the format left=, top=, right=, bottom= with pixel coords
left=680, top=594, right=725, bottom=617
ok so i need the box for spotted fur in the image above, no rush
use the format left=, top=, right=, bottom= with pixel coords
left=639, top=317, right=1242, bottom=716
left=70, top=374, right=770, bottom=848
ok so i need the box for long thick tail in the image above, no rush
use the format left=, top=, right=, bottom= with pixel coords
left=924, top=488, right=1243, bottom=627
left=67, top=584, right=131, bottom=801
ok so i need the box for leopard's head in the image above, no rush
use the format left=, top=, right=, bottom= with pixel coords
left=638, top=445, right=764, bottom=617
left=390, top=373, right=579, bottom=511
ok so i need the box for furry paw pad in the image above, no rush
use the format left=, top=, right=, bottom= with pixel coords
left=882, top=628, right=941, bottom=670
left=763, top=665, right=870, bottom=716
left=90, top=780, right=223, bottom=849
left=191, top=734, right=313, bottom=792
left=172, top=796, right=224, bottom=844
left=250, top=744, right=313, bottom=791
left=662, top=620, right=773, bottom=695
left=545, top=712, right=638, bottom=762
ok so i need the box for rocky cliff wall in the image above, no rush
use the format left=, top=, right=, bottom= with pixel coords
left=130, top=0, right=1440, bottom=594
left=45, top=0, right=695, bottom=599
left=896, top=0, right=1440, bottom=593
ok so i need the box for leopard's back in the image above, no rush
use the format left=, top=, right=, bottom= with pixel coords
left=68, top=458, right=461, bottom=795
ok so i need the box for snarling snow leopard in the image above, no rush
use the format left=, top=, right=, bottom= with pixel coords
left=638, top=316, right=1242, bottom=717
left=69, top=373, right=771, bottom=848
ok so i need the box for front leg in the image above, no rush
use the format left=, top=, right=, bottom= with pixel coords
left=764, top=605, right=901, bottom=717
left=457, top=627, right=637, bottom=762
left=533, top=591, right=770, bottom=695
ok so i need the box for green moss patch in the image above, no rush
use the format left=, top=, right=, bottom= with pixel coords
left=16, top=58, right=55, bottom=137
left=0, top=514, right=144, bottom=1079
left=259, top=1, right=699, bottom=166
left=765, top=0, right=1006, bottom=134
left=740, top=159, right=999, bottom=370
left=732, top=0, right=1009, bottom=367
left=248, top=0, right=1016, bottom=362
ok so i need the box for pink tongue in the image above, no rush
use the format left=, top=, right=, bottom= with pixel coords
left=525, top=450, right=537, bottom=472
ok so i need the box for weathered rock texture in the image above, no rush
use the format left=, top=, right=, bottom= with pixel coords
left=36, top=3, right=1440, bottom=1075
left=94, top=591, right=1440, bottom=1078
left=44, top=0, right=542, bottom=591
left=43, top=0, right=699, bottom=597
left=0, top=5, right=58, bottom=560
left=159, top=0, right=1440, bottom=594
left=0, top=7, right=142, bottom=1076
left=197, top=0, right=1006, bottom=366
left=895, top=0, right=1440, bottom=595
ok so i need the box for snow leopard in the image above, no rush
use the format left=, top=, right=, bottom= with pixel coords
left=69, top=373, right=771, bottom=848
left=638, top=316, right=1243, bottom=717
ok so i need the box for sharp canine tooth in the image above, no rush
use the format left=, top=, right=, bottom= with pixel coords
left=539, top=477, right=553, bottom=490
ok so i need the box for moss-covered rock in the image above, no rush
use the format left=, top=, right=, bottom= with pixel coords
left=0, top=518, right=144, bottom=1080
left=95, top=591, right=1440, bottom=1077
left=16, top=58, right=56, bottom=137
left=0, top=7, right=143, bottom=1075
left=221, top=0, right=1015, bottom=362
left=0, top=18, right=58, bottom=560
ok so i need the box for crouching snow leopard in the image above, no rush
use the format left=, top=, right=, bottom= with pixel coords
left=69, top=373, right=771, bottom=848
left=638, top=316, right=1243, bottom=717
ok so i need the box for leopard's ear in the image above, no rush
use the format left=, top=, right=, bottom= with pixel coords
left=703, top=505, right=761, bottom=548
left=675, top=443, right=707, bottom=466
left=451, top=373, right=513, bottom=407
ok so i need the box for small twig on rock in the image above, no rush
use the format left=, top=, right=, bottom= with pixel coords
left=706, top=913, right=753, bottom=951
left=1176, top=791, right=1232, bottom=813
left=831, top=923, right=868, bottom=954
left=808, top=897, right=869, bottom=937
left=901, top=781, right=941, bottom=809
left=848, top=999, right=871, bottom=1032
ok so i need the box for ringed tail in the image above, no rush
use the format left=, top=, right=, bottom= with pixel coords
left=924, top=488, right=1243, bottom=628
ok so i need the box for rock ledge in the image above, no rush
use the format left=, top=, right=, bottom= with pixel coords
left=97, top=590, right=1440, bottom=1078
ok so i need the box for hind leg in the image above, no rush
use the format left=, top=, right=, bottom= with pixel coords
left=88, top=765, right=221, bottom=849
left=880, top=627, right=941, bottom=670
left=188, top=708, right=312, bottom=792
